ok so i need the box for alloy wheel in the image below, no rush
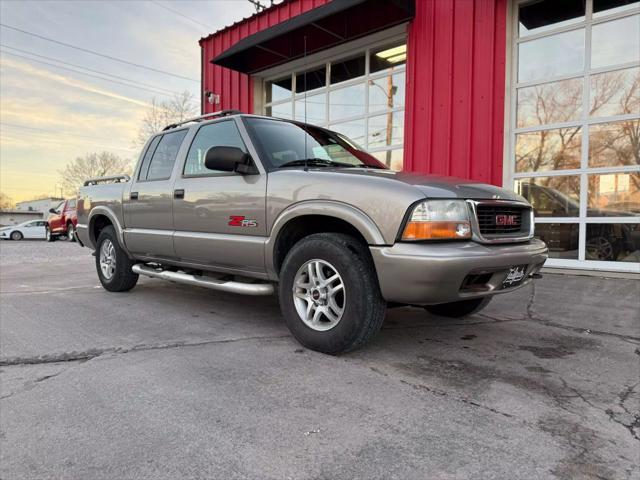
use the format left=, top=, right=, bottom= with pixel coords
left=99, top=239, right=116, bottom=280
left=292, top=259, right=345, bottom=331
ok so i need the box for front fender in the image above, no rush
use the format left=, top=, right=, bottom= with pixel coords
left=264, top=200, right=386, bottom=279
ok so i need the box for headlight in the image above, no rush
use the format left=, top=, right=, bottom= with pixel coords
left=401, top=200, right=472, bottom=241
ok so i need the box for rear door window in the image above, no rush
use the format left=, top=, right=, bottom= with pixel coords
left=137, top=135, right=161, bottom=180
left=140, top=130, right=187, bottom=181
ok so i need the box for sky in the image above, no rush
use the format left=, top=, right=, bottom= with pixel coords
left=0, top=0, right=259, bottom=203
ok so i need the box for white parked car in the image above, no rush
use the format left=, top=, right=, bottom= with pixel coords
left=0, top=220, right=48, bottom=240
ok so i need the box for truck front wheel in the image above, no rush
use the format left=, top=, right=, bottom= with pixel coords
left=95, top=226, right=138, bottom=292
left=424, top=297, right=491, bottom=318
left=278, top=233, right=386, bottom=355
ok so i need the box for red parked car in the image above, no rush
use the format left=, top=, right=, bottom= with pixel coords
left=46, top=198, right=77, bottom=242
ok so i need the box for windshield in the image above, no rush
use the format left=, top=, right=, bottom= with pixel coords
left=243, top=117, right=387, bottom=170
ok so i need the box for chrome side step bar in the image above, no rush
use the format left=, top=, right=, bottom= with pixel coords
left=131, top=264, right=274, bottom=296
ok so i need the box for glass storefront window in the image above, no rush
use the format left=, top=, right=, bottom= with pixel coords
left=515, top=127, right=582, bottom=173
left=369, top=72, right=405, bottom=113
left=512, top=0, right=639, bottom=270
left=591, top=15, right=640, bottom=69
left=516, top=77, right=583, bottom=128
left=518, top=29, right=584, bottom=83
left=264, top=40, right=406, bottom=171
left=590, top=67, right=639, bottom=117
left=368, top=111, right=404, bottom=148
left=588, top=120, right=640, bottom=168
left=329, top=83, right=365, bottom=121
left=514, top=176, right=581, bottom=217
left=518, top=0, right=585, bottom=37
left=585, top=223, right=640, bottom=261
left=587, top=172, right=640, bottom=215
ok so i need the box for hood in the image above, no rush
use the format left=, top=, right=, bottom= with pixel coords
left=310, top=168, right=527, bottom=202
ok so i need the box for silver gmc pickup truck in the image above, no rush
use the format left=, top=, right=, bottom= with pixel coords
left=77, top=110, right=548, bottom=354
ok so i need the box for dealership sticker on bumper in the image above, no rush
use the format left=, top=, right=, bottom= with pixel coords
left=502, top=265, right=527, bottom=288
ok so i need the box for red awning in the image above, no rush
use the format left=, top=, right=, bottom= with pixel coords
left=212, top=0, right=415, bottom=74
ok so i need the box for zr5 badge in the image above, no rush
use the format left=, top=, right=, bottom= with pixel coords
left=228, top=215, right=258, bottom=228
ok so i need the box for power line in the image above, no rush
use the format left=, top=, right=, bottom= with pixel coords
left=1, top=44, right=181, bottom=96
left=0, top=23, right=199, bottom=82
left=0, top=132, right=136, bottom=153
left=0, top=122, right=135, bottom=145
left=150, top=0, right=214, bottom=30
left=1, top=49, right=176, bottom=97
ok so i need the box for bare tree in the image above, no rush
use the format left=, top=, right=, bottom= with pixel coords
left=0, top=192, right=14, bottom=210
left=135, top=91, right=198, bottom=147
left=59, top=152, right=133, bottom=197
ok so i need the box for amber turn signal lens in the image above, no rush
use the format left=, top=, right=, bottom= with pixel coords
left=402, top=221, right=471, bottom=240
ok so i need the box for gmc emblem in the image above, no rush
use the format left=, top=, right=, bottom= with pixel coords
left=495, top=214, right=518, bottom=226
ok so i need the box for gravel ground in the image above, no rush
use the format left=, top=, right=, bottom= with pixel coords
left=1, top=240, right=638, bottom=480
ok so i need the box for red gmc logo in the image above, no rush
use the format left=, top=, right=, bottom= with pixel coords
left=495, top=214, right=518, bottom=226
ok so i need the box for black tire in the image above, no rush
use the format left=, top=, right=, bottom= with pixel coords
left=95, top=225, right=138, bottom=292
left=45, top=225, right=56, bottom=242
left=278, top=233, right=386, bottom=355
left=10, top=231, right=23, bottom=241
left=424, top=297, right=492, bottom=318
left=66, top=222, right=76, bottom=242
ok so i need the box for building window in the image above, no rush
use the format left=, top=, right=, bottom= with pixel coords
left=511, top=0, right=640, bottom=270
left=263, top=41, right=406, bottom=170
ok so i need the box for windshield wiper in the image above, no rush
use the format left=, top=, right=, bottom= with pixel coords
left=278, top=158, right=357, bottom=168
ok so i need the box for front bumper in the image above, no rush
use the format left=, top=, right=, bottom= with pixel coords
left=370, top=238, right=548, bottom=305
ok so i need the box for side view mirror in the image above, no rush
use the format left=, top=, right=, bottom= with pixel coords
left=204, top=146, right=253, bottom=174
left=48, top=208, right=57, bottom=214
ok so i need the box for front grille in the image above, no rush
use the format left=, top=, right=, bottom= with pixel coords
left=476, top=205, right=529, bottom=236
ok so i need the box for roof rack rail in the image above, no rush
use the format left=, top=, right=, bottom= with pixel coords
left=163, top=109, right=242, bottom=131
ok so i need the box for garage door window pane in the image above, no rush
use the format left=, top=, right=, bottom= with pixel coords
left=590, top=67, right=640, bottom=117
left=535, top=225, right=580, bottom=259
left=369, top=72, right=405, bottom=113
left=329, top=83, right=365, bottom=121
left=591, top=15, right=640, bottom=69
left=370, top=149, right=403, bottom=171
left=518, top=0, right=585, bottom=37
left=370, top=43, right=406, bottom=74
left=331, top=55, right=365, bottom=84
left=518, top=29, right=584, bottom=82
left=295, top=66, right=326, bottom=94
left=514, top=176, right=580, bottom=217
left=589, top=120, right=640, bottom=168
left=516, top=78, right=582, bottom=128
left=266, top=77, right=292, bottom=103
left=330, top=119, right=366, bottom=145
left=368, top=111, right=404, bottom=148
left=515, top=127, right=582, bottom=172
left=586, top=223, right=640, bottom=261
left=294, top=94, right=326, bottom=124
left=267, top=102, right=292, bottom=119
left=588, top=172, right=640, bottom=216
left=594, top=0, right=639, bottom=17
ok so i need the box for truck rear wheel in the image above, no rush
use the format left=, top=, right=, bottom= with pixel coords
left=278, top=233, right=386, bottom=355
left=424, top=297, right=491, bottom=318
left=95, top=226, right=138, bottom=292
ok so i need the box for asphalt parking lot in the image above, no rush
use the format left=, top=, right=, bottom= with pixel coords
left=1, top=240, right=638, bottom=480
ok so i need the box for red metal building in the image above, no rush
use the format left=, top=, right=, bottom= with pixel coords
left=200, top=0, right=640, bottom=272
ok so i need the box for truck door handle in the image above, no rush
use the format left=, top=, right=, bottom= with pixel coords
left=174, top=189, right=185, bottom=199
left=130, top=191, right=138, bottom=200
